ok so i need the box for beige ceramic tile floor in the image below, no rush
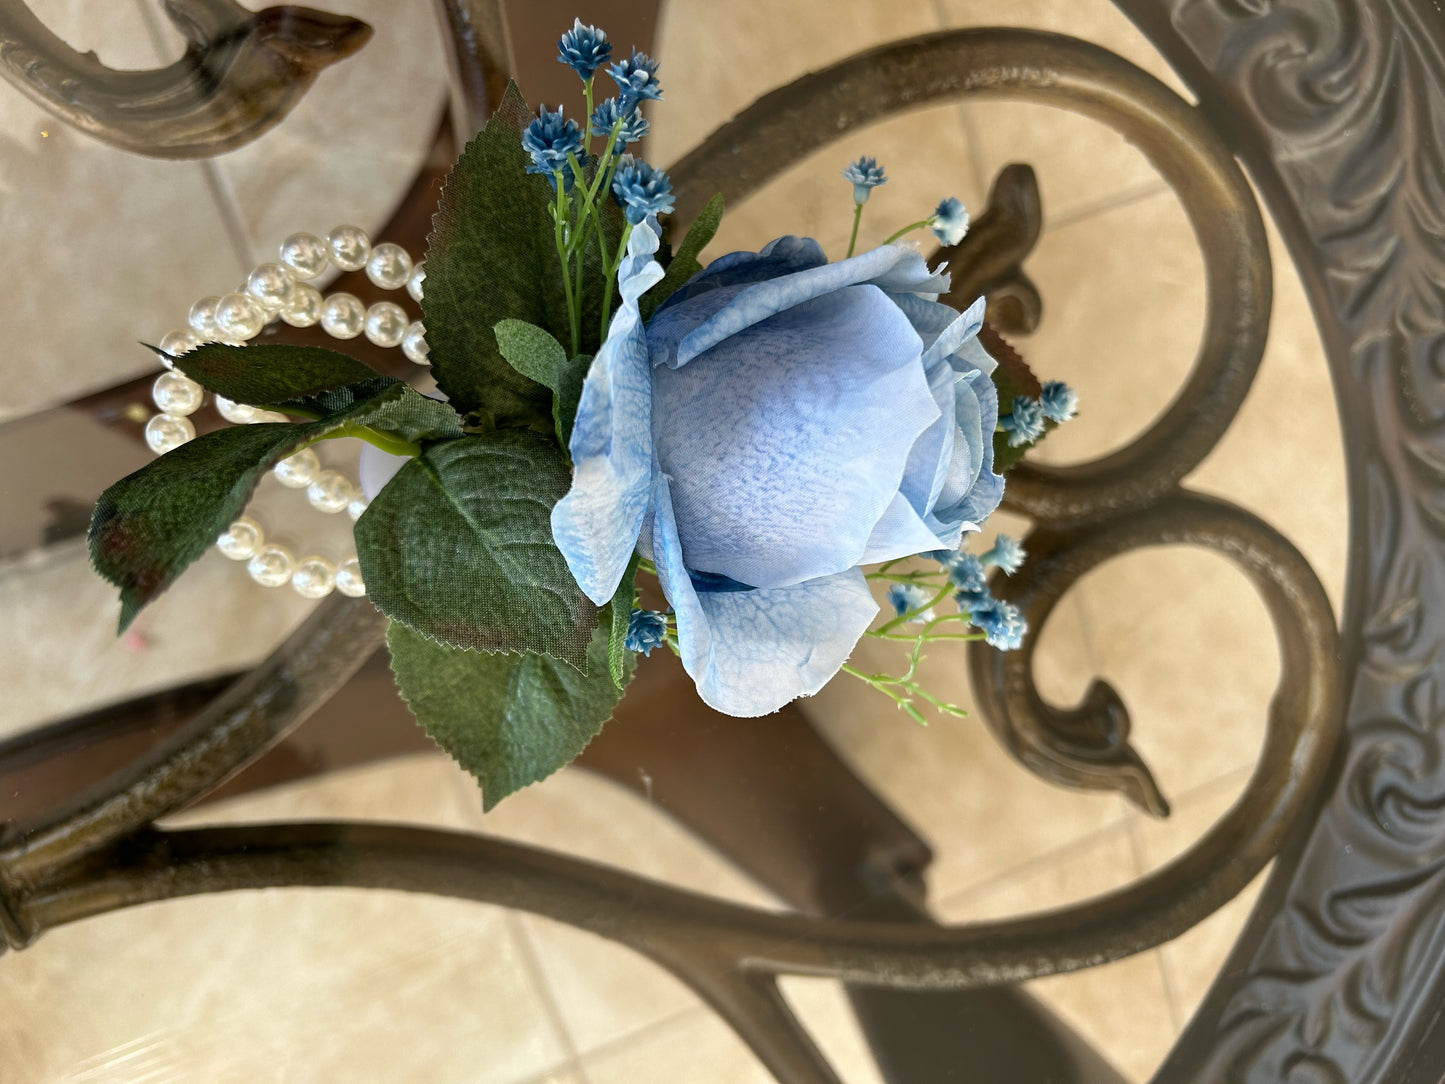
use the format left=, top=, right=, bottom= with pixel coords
left=0, top=0, right=1347, bottom=1081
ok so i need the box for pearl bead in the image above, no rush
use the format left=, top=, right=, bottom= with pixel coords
left=273, top=447, right=320, bottom=488
left=216, top=292, right=266, bottom=340
left=291, top=556, right=337, bottom=599
left=327, top=225, right=371, bottom=272
left=279, top=232, right=329, bottom=279
left=215, top=395, right=258, bottom=424
left=282, top=282, right=322, bottom=327
left=335, top=557, right=366, bottom=597
left=188, top=296, right=221, bottom=338
left=366, top=242, right=413, bottom=290
left=320, top=292, right=365, bottom=339
left=402, top=321, right=430, bottom=365
left=158, top=329, right=201, bottom=369
left=145, top=413, right=195, bottom=453
left=364, top=301, right=408, bottom=348
left=347, top=494, right=368, bottom=522
left=217, top=516, right=264, bottom=560
left=246, top=262, right=295, bottom=313
left=407, top=261, right=425, bottom=302
left=252, top=410, right=290, bottom=424
left=306, top=469, right=353, bottom=513
left=153, top=371, right=204, bottom=416
left=247, top=543, right=295, bottom=587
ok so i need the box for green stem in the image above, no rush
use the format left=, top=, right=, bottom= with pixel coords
left=874, top=583, right=954, bottom=636
left=599, top=221, right=634, bottom=338
left=865, top=571, right=947, bottom=585
left=637, top=556, right=657, bottom=576
left=884, top=217, right=935, bottom=245
left=583, top=77, right=596, bottom=154
left=317, top=425, right=421, bottom=459
left=846, top=201, right=864, bottom=258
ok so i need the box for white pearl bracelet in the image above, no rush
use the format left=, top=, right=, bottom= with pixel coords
left=141, top=224, right=431, bottom=601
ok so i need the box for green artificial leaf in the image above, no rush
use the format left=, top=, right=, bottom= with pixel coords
left=285, top=378, right=466, bottom=444
left=608, top=553, right=640, bottom=690
left=553, top=354, right=590, bottom=449
left=424, top=82, right=567, bottom=426
left=494, top=319, right=569, bottom=389
left=91, top=381, right=459, bottom=629
left=641, top=192, right=724, bottom=321
left=388, top=618, right=633, bottom=810
left=354, top=429, right=597, bottom=667
left=168, top=342, right=379, bottom=405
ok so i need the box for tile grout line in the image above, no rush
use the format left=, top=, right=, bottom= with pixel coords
left=929, top=0, right=993, bottom=201
left=505, top=912, right=591, bottom=1083
left=1046, top=178, right=1173, bottom=232
left=130, top=0, right=256, bottom=274
left=1122, top=809, right=1187, bottom=1033
left=573, top=1004, right=712, bottom=1068
left=934, top=814, right=1134, bottom=917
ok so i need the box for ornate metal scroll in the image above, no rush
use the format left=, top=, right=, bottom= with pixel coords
left=0, top=26, right=1349, bottom=1084
left=1095, top=1, right=1445, bottom=1079
left=0, top=0, right=371, bottom=157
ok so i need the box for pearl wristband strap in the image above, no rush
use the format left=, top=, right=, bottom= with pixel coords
left=141, top=224, right=429, bottom=602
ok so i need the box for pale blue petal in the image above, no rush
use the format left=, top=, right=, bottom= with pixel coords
left=933, top=345, right=1005, bottom=532
left=651, top=475, right=878, bottom=717
left=669, top=243, right=947, bottom=369
left=861, top=491, right=952, bottom=564
left=550, top=219, right=665, bottom=605
left=651, top=283, right=939, bottom=588
left=657, top=235, right=827, bottom=313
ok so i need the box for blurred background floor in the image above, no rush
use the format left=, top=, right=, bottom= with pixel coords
left=0, top=0, right=1346, bottom=1081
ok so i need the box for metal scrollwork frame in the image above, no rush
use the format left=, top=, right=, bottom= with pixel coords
left=4, top=0, right=1442, bottom=1078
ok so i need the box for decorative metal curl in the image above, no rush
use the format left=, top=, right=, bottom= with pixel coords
left=970, top=492, right=1342, bottom=818
left=0, top=0, right=372, bottom=158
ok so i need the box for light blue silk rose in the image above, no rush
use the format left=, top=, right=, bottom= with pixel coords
left=551, top=219, right=1005, bottom=717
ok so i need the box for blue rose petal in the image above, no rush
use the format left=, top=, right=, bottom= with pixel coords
left=649, top=474, right=879, bottom=717
left=550, top=218, right=665, bottom=605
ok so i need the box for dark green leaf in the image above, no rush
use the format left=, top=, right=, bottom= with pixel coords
left=641, top=193, right=724, bottom=321
left=168, top=342, right=379, bottom=404
left=388, top=618, right=633, bottom=810
left=424, top=82, right=566, bottom=425
left=553, top=354, right=590, bottom=448
left=91, top=381, right=457, bottom=629
left=288, top=379, right=466, bottom=445
left=93, top=424, right=331, bottom=631
left=608, top=553, right=640, bottom=690
left=494, top=319, right=569, bottom=389
left=354, top=429, right=597, bottom=667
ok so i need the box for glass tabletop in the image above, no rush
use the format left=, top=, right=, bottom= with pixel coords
left=0, top=2, right=1353, bottom=1081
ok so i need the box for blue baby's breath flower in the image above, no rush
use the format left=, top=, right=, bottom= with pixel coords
left=981, top=535, right=1025, bottom=575
left=1040, top=380, right=1079, bottom=423
left=611, top=154, right=674, bottom=224
left=842, top=156, right=888, bottom=204
left=944, top=552, right=989, bottom=593
left=522, top=105, right=587, bottom=179
left=999, top=395, right=1045, bottom=447
left=556, top=19, right=612, bottom=79
left=968, top=597, right=1027, bottom=650
left=590, top=97, right=650, bottom=145
left=931, top=197, right=970, bottom=246
left=607, top=49, right=663, bottom=113
left=625, top=608, right=669, bottom=656
left=887, top=582, right=935, bottom=623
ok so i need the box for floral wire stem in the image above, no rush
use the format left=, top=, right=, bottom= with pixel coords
left=846, top=201, right=864, bottom=259
left=840, top=635, right=970, bottom=725
left=551, top=172, right=581, bottom=354
left=873, top=582, right=954, bottom=635
left=883, top=217, right=936, bottom=245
